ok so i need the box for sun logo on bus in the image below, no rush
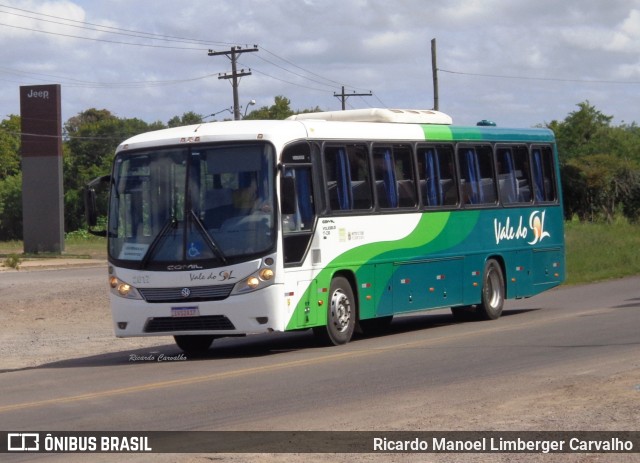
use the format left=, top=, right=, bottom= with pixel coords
left=528, top=210, right=550, bottom=245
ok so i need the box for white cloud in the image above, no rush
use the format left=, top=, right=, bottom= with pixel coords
left=620, top=9, right=640, bottom=37
left=363, top=30, right=411, bottom=53
left=291, top=39, right=330, bottom=56
left=1, top=0, right=640, bottom=126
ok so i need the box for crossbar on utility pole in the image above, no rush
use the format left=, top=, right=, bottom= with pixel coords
left=334, top=86, right=373, bottom=110
left=208, top=45, right=258, bottom=120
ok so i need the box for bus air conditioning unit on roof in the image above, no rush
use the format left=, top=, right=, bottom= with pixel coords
left=287, top=108, right=453, bottom=125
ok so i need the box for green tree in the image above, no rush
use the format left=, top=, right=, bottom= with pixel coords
left=168, top=111, right=204, bottom=127
left=63, top=109, right=164, bottom=231
left=607, top=122, right=640, bottom=164
left=560, top=164, right=588, bottom=220
left=549, top=101, right=640, bottom=222
left=0, top=173, right=22, bottom=240
left=547, top=101, right=613, bottom=162
left=244, top=96, right=295, bottom=120
left=0, top=115, right=21, bottom=179
left=244, top=96, right=324, bottom=120
left=565, top=154, right=639, bottom=222
left=623, top=170, right=640, bottom=222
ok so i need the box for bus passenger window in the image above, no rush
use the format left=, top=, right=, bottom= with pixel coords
left=323, top=144, right=371, bottom=211
left=417, top=145, right=457, bottom=207
left=532, top=146, right=557, bottom=202
left=349, top=145, right=372, bottom=210
left=497, top=145, right=532, bottom=204
left=457, top=145, right=496, bottom=205
left=373, top=147, right=398, bottom=208
left=394, top=146, right=417, bottom=207
left=372, top=145, right=416, bottom=209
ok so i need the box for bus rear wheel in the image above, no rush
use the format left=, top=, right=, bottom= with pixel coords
left=477, top=259, right=505, bottom=320
left=174, top=335, right=215, bottom=355
left=313, top=276, right=356, bottom=345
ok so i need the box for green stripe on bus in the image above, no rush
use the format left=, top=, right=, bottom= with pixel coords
left=286, top=210, right=481, bottom=330
left=421, top=124, right=454, bottom=141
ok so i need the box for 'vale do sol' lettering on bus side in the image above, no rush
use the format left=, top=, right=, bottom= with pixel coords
left=494, top=210, right=550, bottom=246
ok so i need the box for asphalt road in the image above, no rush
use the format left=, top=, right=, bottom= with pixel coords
left=1, top=270, right=639, bottom=462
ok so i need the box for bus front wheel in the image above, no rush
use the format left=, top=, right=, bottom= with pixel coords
left=313, top=276, right=356, bottom=345
left=477, top=259, right=505, bottom=320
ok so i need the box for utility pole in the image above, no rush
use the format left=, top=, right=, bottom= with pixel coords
left=334, top=86, right=373, bottom=110
left=208, top=45, right=259, bottom=120
left=431, top=38, right=439, bottom=111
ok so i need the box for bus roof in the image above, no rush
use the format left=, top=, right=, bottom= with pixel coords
left=287, top=108, right=453, bottom=124
left=116, top=112, right=554, bottom=153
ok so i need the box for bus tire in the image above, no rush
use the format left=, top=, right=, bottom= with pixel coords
left=174, top=335, right=215, bottom=355
left=477, top=259, right=505, bottom=320
left=314, top=276, right=356, bottom=345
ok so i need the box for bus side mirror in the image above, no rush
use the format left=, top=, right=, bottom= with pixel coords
left=280, top=176, right=297, bottom=215
left=84, top=187, right=98, bottom=227
left=84, top=175, right=111, bottom=236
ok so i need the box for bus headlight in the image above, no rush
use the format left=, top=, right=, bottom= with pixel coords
left=232, top=267, right=275, bottom=295
left=259, top=268, right=274, bottom=281
left=109, top=276, right=143, bottom=300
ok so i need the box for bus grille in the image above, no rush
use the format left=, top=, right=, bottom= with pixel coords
left=138, top=284, right=235, bottom=303
left=144, top=315, right=236, bottom=333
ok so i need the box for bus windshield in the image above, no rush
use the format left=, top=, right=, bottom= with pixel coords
left=108, top=143, right=275, bottom=269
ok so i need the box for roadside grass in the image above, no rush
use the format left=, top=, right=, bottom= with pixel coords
left=0, top=231, right=107, bottom=261
left=1, top=220, right=640, bottom=285
left=564, top=218, right=640, bottom=285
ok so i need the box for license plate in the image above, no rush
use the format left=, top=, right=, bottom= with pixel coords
left=171, top=307, right=200, bottom=317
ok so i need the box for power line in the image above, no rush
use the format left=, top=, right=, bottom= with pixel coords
left=260, top=47, right=369, bottom=92
left=0, top=21, right=206, bottom=50
left=0, top=20, right=371, bottom=98
left=0, top=4, right=233, bottom=47
left=334, top=86, right=372, bottom=110
left=439, top=68, right=640, bottom=85
left=0, top=5, right=355, bottom=89
left=0, top=5, right=374, bottom=95
left=371, top=93, right=388, bottom=108
left=0, top=4, right=382, bottom=108
left=248, top=67, right=331, bottom=93
left=0, top=66, right=223, bottom=88
left=252, top=53, right=336, bottom=90
left=0, top=127, right=130, bottom=141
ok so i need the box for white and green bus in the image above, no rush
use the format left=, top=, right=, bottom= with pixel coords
left=85, top=108, right=565, bottom=353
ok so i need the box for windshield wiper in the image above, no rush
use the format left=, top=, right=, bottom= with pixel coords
left=141, top=216, right=177, bottom=269
left=189, top=210, right=228, bottom=264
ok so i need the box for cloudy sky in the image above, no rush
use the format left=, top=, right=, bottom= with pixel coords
left=1, top=0, right=640, bottom=129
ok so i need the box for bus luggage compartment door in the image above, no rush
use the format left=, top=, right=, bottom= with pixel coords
left=387, top=257, right=464, bottom=315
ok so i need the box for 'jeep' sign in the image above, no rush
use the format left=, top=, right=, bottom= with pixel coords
left=20, top=84, right=61, bottom=158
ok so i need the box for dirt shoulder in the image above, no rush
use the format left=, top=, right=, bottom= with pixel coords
left=0, top=263, right=170, bottom=371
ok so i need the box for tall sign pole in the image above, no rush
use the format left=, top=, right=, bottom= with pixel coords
left=20, top=84, right=64, bottom=253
